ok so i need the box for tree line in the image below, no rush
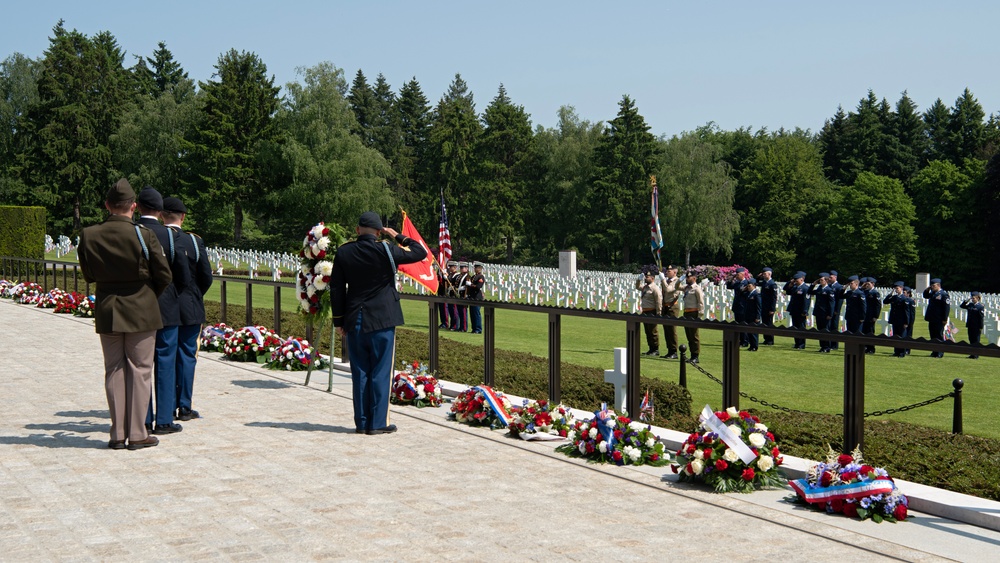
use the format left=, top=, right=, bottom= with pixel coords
left=2, top=22, right=1000, bottom=289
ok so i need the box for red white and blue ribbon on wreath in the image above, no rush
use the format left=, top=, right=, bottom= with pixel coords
left=596, top=402, right=616, bottom=447
left=474, top=385, right=512, bottom=427
left=244, top=326, right=265, bottom=346
left=789, top=476, right=896, bottom=504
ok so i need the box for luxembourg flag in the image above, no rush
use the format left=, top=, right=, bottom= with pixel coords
left=397, top=209, right=439, bottom=294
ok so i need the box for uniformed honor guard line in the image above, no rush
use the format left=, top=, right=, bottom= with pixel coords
left=5, top=256, right=999, bottom=453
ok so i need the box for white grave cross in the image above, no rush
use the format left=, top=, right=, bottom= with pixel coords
left=603, top=347, right=628, bottom=413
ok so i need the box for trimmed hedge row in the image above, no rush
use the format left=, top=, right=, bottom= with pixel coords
left=0, top=206, right=45, bottom=259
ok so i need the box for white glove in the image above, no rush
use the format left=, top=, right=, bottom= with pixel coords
left=465, top=281, right=472, bottom=286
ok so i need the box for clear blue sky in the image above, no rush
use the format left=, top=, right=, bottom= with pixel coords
left=4, top=1, right=998, bottom=137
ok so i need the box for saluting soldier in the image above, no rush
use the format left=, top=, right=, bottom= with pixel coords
left=636, top=267, right=663, bottom=356
left=660, top=264, right=683, bottom=358
left=681, top=271, right=704, bottom=364
left=435, top=258, right=451, bottom=329
left=757, top=267, right=778, bottom=346
left=445, top=261, right=460, bottom=330
left=884, top=281, right=911, bottom=358
left=467, top=262, right=486, bottom=334
left=904, top=287, right=916, bottom=356
left=808, top=273, right=835, bottom=353
left=453, top=262, right=470, bottom=332
left=783, top=271, right=811, bottom=349
left=960, top=291, right=984, bottom=359
left=923, top=277, right=950, bottom=358
left=744, top=280, right=762, bottom=352
left=837, top=275, right=867, bottom=334
left=78, top=179, right=173, bottom=451
left=862, top=277, right=881, bottom=354
left=726, top=267, right=750, bottom=347
left=828, top=270, right=844, bottom=348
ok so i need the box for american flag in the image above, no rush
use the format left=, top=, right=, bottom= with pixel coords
left=438, top=195, right=452, bottom=266
left=639, top=390, right=654, bottom=423
left=650, top=176, right=664, bottom=270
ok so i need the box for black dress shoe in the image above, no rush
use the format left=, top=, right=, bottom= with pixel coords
left=153, top=423, right=183, bottom=435
left=176, top=408, right=199, bottom=421
left=664, top=353, right=678, bottom=359
left=355, top=428, right=365, bottom=434
left=145, top=422, right=153, bottom=433
left=108, top=440, right=126, bottom=450
left=366, top=424, right=398, bottom=435
left=438, top=324, right=448, bottom=329
left=688, top=357, right=699, bottom=365
left=748, top=347, right=758, bottom=352
left=127, top=436, right=159, bottom=450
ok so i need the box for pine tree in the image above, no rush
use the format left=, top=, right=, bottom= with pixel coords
left=889, top=91, right=927, bottom=183
left=839, top=90, right=885, bottom=185
left=395, top=77, right=432, bottom=228
left=817, top=106, right=850, bottom=184
left=183, top=49, right=280, bottom=244
left=946, top=88, right=986, bottom=163
left=347, top=69, right=376, bottom=147
left=149, top=41, right=188, bottom=95
left=923, top=98, right=950, bottom=163
left=586, top=95, right=661, bottom=266
left=470, top=84, right=536, bottom=261
left=0, top=52, right=40, bottom=205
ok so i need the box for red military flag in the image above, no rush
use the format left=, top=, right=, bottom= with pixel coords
left=398, top=210, right=439, bottom=294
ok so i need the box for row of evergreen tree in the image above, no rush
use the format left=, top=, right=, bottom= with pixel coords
left=2, top=22, right=999, bottom=289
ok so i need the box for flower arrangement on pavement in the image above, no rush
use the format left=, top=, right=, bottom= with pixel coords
left=223, top=325, right=283, bottom=363
left=391, top=361, right=443, bottom=408
left=555, top=404, right=668, bottom=466
left=508, top=398, right=574, bottom=438
left=449, top=385, right=513, bottom=429
left=789, top=447, right=909, bottom=523
left=73, top=295, right=95, bottom=318
left=15, top=282, right=44, bottom=305
left=53, top=291, right=86, bottom=314
left=297, top=222, right=343, bottom=317
left=671, top=406, right=785, bottom=493
left=201, top=323, right=235, bottom=352
left=0, top=279, right=16, bottom=298
left=266, top=336, right=327, bottom=371
left=36, top=288, right=67, bottom=309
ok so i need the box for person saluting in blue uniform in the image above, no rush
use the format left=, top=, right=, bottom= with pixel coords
left=923, top=277, right=950, bottom=358
left=332, top=212, right=428, bottom=435
left=884, top=281, right=911, bottom=358
left=960, top=291, right=985, bottom=359
left=783, top=271, right=811, bottom=349
left=837, top=275, right=867, bottom=334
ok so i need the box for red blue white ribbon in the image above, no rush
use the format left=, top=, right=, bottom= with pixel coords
left=474, top=385, right=511, bottom=427
left=789, top=477, right=896, bottom=504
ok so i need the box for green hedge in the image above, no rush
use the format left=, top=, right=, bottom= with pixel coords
left=0, top=206, right=45, bottom=259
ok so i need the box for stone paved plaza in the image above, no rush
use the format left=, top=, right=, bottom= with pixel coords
left=3, top=299, right=1000, bottom=561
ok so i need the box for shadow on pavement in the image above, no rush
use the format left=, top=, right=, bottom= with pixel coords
left=0, top=432, right=108, bottom=449
left=55, top=410, right=110, bottom=418
left=231, top=379, right=292, bottom=389
left=245, top=421, right=356, bottom=433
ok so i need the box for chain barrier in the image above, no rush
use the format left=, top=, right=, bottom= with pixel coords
left=685, top=360, right=955, bottom=418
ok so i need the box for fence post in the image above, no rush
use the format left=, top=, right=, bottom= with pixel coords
left=843, top=342, right=866, bottom=452
left=678, top=344, right=687, bottom=388
left=953, top=378, right=964, bottom=434
left=548, top=312, right=561, bottom=404
left=722, top=330, right=741, bottom=409
left=626, top=320, right=641, bottom=416
left=483, top=306, right=496, bottom=386
left=245, top=282, right=253, bottom=326
left=273, top=285, right=281, bottom=336
left=220, top=280, right=228, bottom=324
left=428, top=301, right=439, bottom=374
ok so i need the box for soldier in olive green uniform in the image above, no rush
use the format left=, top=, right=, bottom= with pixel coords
left=78, top=179, right=173, bottom=451
left=659, top=265, right=683, bottom=359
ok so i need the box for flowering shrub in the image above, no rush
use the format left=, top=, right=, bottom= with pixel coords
left=508, top=398, right=574, bottom=438
left=671, top=406, right=785, bottom=493
left=36, top=288, right=66, bottom=309
left=73, top=295, right=96, bottom=318
left=53, top=291, right=86, bottom=314
left=555, top=405, right=668, bottom=466
left=15, top=282, right=44, bottom=305
left=201, top=323, right=235, bottom=352
left=449, top=385, right=513, bottom=429
left=391, top=361, right=443, bottom=407
left=266, top=336, right=327, bottom=371
left=223, top=325, right=283, bottom=363
left=297, top=222, right=343, bottom=317
left=790, top=447, right=909, bottom=523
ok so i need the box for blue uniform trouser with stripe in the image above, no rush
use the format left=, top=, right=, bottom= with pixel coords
left=347, top=312, right=395, bottom=431
left=147, top=325, right=178, bottom=426
left=175, top=324, right=201, bottom=411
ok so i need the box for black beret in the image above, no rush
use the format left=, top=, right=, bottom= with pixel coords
left=137, top=187, right=163, bottom=211
left=358, top=211, right=383, bottom=230
left=106, top=178, right=135, bottom=204
left=162, top=197, right=187, bottom=214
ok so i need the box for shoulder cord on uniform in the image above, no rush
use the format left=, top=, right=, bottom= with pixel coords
left=166, top=227, right=175, bottom=263
left=381, top=241, right=397, bottom=273
left=189, top=233, right=200, bottom=262
left=134, top=225, right=149, bottom=261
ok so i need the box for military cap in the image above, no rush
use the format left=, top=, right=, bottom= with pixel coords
left=106, top=178, right=135, bottom=204
left=137, top=186, right=163, bottom=211
left=664, top=264, right=678, bottom=271
left=819, top=272, right=830, bottom=278
left=358, top=211, right=383, bottom=230
left=459, top=262, right=469, bottom=269
left=794, top=271, right=806, bottom=279
left=971, top=291, right=981, bottom=297
left=829, top=270, right=838, bottom=276
left=848, top=275, right=859, bottom=282
left=162, top=197, right=186, bottom=214
left=735, top=267, right=746, bottom=273
left=447, top=261, right=457, bottom=268
left=859, top=277, right=869, bottom=284
left=761, top=267, right=772, bottom=273
left=473, top=261, right=484, bottom=268
left=904, top=286, right=911, bottom=292
left=893, top=281, right=904, bottom=287
left=746, top=279, right=757, bottom=286
left=868, top=277, right=877, bottom=285
left=930, top=278, right=941, bottom=284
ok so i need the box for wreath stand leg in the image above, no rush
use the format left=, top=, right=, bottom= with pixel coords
left=327, top=320, right=336, bottom=392
left=304, top=317, right=323, bottom=386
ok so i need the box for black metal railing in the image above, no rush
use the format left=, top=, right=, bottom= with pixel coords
left=5, top=256, right=997, bottom=452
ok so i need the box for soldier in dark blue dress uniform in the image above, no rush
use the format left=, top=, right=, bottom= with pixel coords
left=828, top=270, right=844, bottom=349
left=862, top=277, right=881, bottom=354
left=332, top=212, right=427, bottom=434
left=757, top=267, right=778, bottom=346
left=923, top=278, right=950, bottom=358
left=960, top=291, right=985, bottom=359
left=743, top=280, right=762, bottom=351
left=837, top=275, right=867, bottom=334
left=726, top=267, right=750, bottom=346
left=808, top=273, right=836, bottom=352
left=904, top=287, right=916, bottom=355
left=884, top=281, right=911, bottom=358
left=783, top=271, right=810, bottom=349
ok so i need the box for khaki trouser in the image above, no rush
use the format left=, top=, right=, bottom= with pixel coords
left=642, top=309, right=660, bottom=352
left=100, top=331, right=155, bottom=442
left=683, top=311, right=700, bottom=358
